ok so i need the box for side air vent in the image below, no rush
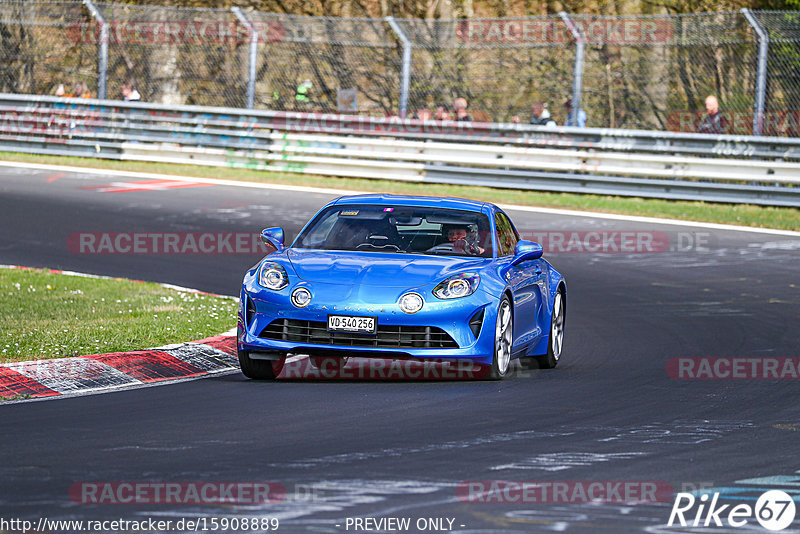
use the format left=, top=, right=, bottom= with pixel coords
left=469, top=308, right=485, bottom=339
left=245, top=296, right=257, bottom=327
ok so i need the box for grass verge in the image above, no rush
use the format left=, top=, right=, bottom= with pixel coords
left=1, top=151, right=798, bottom=231
left=0, top=267, right=237, bottom=364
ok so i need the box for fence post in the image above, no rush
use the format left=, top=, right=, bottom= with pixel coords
left=741, top=8, right=768, bottom=136
left=232, top=7, right=258, bottom=109
left=83, top=0, right=107, bottom=99
left=386, top=16, right=411, bottom=119
left=559, top=12, right=585, bottom=127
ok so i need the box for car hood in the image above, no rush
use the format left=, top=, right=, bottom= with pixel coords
left=286, top=249, right=488, bottom=287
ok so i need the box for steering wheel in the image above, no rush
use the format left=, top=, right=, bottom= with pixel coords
left=356, top=234, right=401, bottom=251
left=426, top=243, right=455, bottom=253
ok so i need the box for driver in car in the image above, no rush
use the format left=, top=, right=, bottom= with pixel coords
left=445, top=225, right=484, bottom=255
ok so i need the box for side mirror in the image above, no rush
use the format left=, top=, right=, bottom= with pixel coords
left=510, top=240, right=543, bottom=266
left=260, top=227, right=285, bottom=252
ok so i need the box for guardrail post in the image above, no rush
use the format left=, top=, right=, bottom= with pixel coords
left=386, top=16, right=412, bottom=119
left=83, top=0, right=108, bottom=99
left=232, top=8, right=258, bottom=109
left=559, top=12, right=585, bottom=127
left=741, top=8, right=769, bottom=136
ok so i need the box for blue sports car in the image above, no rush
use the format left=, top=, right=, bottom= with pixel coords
left=237, top=194, right=566, bottom=380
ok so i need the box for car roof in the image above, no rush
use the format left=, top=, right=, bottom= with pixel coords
left=330, top=194, right=492, bottom=213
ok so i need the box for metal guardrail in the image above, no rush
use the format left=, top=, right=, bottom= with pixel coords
left=0, top=94, right=798, bottom=207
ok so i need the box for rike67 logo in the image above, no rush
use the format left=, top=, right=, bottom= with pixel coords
left=668, top=490, right=796, bottom=531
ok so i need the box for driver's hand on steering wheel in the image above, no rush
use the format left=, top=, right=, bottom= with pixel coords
left=453, top=238, right=484, bottom=255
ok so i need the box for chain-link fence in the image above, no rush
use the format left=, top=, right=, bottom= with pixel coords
left=755, top=10, right=800, bottom=136
left=394, top=16, right=575, bottom=123
left=576, top=12, right=759, bottom=132
left=92, top=3, right=250, bottom=107
left=0, top=1, right=98, bottom=96
left=2, top=1, right=800, bottom=136
left=244, top=14, right=400, bottom=113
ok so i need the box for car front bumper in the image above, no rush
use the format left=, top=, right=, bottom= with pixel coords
left=237, top=275, right=500, bottom=366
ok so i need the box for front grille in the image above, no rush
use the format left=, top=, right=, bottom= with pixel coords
left=260, top=319, right=459, bottom=349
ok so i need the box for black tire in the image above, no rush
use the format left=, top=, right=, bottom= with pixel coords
left=238, top=347, right=286, bottom=380
left=535, top=288, right=565, bottom=369
left=487, top=295, right=513, bottom=380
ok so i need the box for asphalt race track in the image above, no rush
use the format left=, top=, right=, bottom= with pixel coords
left=1, top=164, right=799, bottom=533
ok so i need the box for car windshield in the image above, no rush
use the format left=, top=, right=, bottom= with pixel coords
left=294, top=205, right=493, bottom=257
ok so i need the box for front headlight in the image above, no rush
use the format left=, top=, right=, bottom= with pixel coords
left=433, top=273, right=480, bottom=299
left=258, top=261, right=289, bottom=290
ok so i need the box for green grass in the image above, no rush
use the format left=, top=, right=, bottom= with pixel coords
left=1, top=151, right=799, bottom=230
left=0, top=267, right=237, bottom=363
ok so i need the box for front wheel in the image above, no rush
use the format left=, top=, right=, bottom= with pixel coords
left=487, top=295, right=513, bottom=380
left=238, top=348, right=286, bottom=380
left=536, top=289, right=565, bottom=369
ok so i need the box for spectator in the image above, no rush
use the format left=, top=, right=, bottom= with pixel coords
left=54, top=83, right=66, bottom=97
left=453, top=97, right=472, bottom=122
left=697, top=95, right=729, bottom=134
left=413, top=108, right=432, bottom=121
left=121, top=80, right=141, bottom=101
left=295, top=79, right=313, bottom=105
left=530, top=102, right=556, bottom=127
left=65, top=81, right=91, bottom=98
left=75, top=81, right=91, bottom=98
left=564, top=98, right=587, bottom=128
left=433, top=104, right=451, bottom=121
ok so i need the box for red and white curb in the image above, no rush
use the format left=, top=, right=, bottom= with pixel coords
left=0, top=335, right=238, bottom=400
left=0, top=264, right=240, bottom=401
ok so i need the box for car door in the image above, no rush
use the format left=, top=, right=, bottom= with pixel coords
left=495, top=212, right=543, bottom=353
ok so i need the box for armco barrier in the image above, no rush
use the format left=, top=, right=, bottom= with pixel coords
left=0, top=94, right=798, bottom=207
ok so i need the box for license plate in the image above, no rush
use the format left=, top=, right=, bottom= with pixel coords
left=327, top=315, right=376, bottom=334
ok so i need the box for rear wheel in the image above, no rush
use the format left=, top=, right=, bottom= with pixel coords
left=238, top=347, right=286, bottom=380
left=487, top=295, right=513, bottom=380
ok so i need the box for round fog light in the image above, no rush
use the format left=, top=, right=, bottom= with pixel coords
left=291, top=287, right=312, bottom=308
left=399, top=292, right=424, bottom=314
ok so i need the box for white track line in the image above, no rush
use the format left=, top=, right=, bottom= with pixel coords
left=0, top=160, right=348, bottom=196
left=1, top=159, right=798, bottom=236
